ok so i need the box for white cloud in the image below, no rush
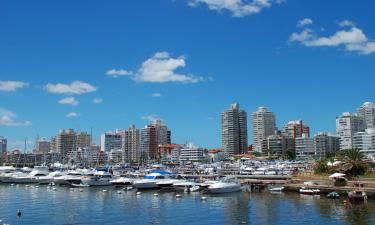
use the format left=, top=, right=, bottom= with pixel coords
left=106, top=69, right=133, bottom=78
left=339, top=20, right=355, bottom=27
left=58, top=97, right=79, bottom=106
left=151, top=93, right=161, bottom=97
left=188, top=0, right=283, bottom=17
left=0, top=81, right=29, bottom=92
left=45, top=81, right=97, bottom=95
left=0, top=108, right=32, bottom=127
left=141, top=114, right=161, bottom=123
left=289, top=20, right=375, bottom=55
left=297, top=18, right=313, bottom=27
left=66, top=112, right=80, bottom=118
left=92, top=98, right=103, bottom=104
left=108, top=51, right=205, bottom=83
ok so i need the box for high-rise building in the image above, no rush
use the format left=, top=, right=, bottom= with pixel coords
left=282, top=120, right=310, bottom=139
left=261, top=132, right=295, bottom=158
left=122, top=125, right=140, bottom=163
left=141, top=125, right=157, bottom=160
left=357, top=102, right=375, bottom=129
left=140, top=120, right=171, bottom=161
left=100, top=130, right=124, bottom=152
left=55, top=129, right=76, bottom=156
left=36, top=138, right=51, bottom=154
left=314, top=132, right=340, bottom=158
left=252, top=107, right=276, bottom=152
left=353, top=128, right=375, bottom=159
left=295, top=134, right=315, bottom=159
left=0, top=136, right=7, bottom=154
left=76, top=132, right=91, bottom=149
left=336, top=112, right=365, bottom=150
left=221, top=103, right=248, bottom=156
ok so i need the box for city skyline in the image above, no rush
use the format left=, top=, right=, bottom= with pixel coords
left=1, top=0, right=375, bottom=150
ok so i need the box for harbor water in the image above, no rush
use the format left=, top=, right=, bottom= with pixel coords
left=0, top=184, right=374, bottom=225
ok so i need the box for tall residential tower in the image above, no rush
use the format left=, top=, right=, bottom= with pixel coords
left=252, top=107, right=276, bottom=152
left=221, top=103, right=248, bottom=156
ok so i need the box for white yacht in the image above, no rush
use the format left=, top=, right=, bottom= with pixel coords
left=12, top=166, right=49, bottom=184
left=173, top=181, right=200, bottom=192
left=133, top=173, right=167, bottom=189
left=35, top=171, right=65, bottom=184
left=81, top=171, right=113, bottom=186
left=53, top=170, right=84, bottom=185
left=206, top=179, right=242, bottom=194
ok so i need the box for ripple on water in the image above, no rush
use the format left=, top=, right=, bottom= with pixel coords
left=0, top=185, right=375, bottom=225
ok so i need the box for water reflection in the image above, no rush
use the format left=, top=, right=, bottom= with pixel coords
left=0, top=185, right=375, bottom=225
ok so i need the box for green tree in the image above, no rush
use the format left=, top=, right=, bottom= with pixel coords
left=340, top=148, right=374, bottom=176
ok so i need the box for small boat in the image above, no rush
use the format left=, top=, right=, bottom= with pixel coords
left=173, top=181, right=200, bottom=192
left=206, top=178, right=242, bottom=194
left=299, top=187, right=320, bottom=195
left=348, top=190, right=367, bottom=202
left=81, top=171, right=112, bottom=186
left=327, top=192, right=340, bottom=199
left=268, top=186, right=285, bottom=192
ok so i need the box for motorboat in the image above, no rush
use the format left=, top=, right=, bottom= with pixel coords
left=133, top=173, right=168, bottom=189
left=35, top=171, right=65, bottom=184
left=81, top=171, right=113, bottom=186
left=348, top=189, right=367, bottom=202
left=12, top=166, right=49, bottom=184
left=327, top=192, right=340, bottom=199
left=53, top=170, right=84, bottom=185
left=110, top=176, right=133, bottom=186
left=172, top=181, right=200, bottom=192
left=299, top=187, right=320, bottom=195
left=206, top=181, right=242, bottom=194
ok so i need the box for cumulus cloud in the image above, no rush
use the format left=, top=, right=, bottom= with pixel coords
left=92, top=98, right=103, bottom=104
left=0, top=108, right=32, bottom=127
left=66, top=112, right=80, bottom=118
left=106, top=69, right=133, bottom=78
left=289, top=20, right=375, bottom=55
left=338, top=20, right=355, bottom=27
left=187, top=0, right=284, bottom=17
left=297, top=18, right=313, bottom=27
left=151, top=93, right=161, bottom=97
left=45, top=81, right=97, bottom=95
left=58, top=97, right=79, bottom=106
left=107, top=51, right=205, bottom=83
left=0, top=81, right=29, bottom=92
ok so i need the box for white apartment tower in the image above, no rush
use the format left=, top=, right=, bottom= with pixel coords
left=221, top=103, right=248, bottom=156
left=100, top=130, right=124, bottom=152
left=122, top=125, right=140, bottom=163
left=353, top=128, right=375, bottom=159
left=357, top=102, right=375, bottom=129
left=252, top=107, right=276, bottom=152
left=336, top=112, right=365, bottom=150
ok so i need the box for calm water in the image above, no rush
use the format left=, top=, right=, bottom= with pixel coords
left=0, top=184, right=375, bottom=225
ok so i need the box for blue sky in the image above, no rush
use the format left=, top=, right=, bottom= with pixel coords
left=1, top=0, right=375, bottom=150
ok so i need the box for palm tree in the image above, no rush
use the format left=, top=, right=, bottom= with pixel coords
left=340, top=148, right=373, bottom=176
